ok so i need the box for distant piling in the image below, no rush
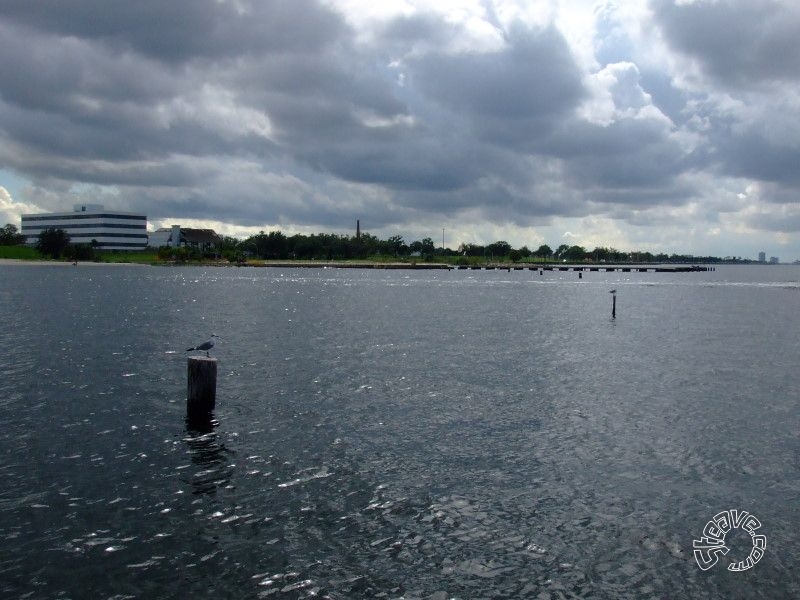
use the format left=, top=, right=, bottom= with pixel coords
left=187, top=356, right=217, bottom=422
left=579, top=272, right=582, bottom=279
left=612, top=294, right=617, bottom=318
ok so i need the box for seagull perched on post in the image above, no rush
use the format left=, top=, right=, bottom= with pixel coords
left=609, top=289, right=617, bottom=294
left=187, top=334, right=219, bottom=357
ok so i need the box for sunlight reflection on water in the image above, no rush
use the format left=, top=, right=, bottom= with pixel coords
left=0, top=264, right=797, bottom=598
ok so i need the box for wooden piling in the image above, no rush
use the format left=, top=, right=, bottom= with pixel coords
left=187, top=356, right=217, bottom=418
left=612, top=294, right=616, bottom=318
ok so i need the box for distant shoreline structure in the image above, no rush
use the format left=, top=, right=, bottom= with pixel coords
left=0, top=258, right=741, bottom=272
left=10, top=212, right=789, bottom=264
left=20, top=204, right=148, bottom=250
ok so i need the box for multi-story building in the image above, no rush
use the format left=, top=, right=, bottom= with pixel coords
left=21, top=204, right=148, bottom=250
left=758, top=251, right=766, bottom=262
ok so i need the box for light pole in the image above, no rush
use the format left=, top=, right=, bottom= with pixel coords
left=442, top=228, right=445, bottom=251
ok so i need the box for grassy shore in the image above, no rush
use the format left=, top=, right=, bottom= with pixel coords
left=0, top=246, right=721, bottom=268
left=0, top=247, right=159, bottom=264
left=0, top=246, right=41, bottom=260
left=0, top=246, right=459, bottom=266
left=96, top=250, right=160, bottom=264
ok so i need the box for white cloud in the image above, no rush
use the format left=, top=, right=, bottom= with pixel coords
left=579, top=61, right=672, bottom=126
left=0, top=186, right=44, bottom=226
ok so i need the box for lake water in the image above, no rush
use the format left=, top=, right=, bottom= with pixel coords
left=0, top=264, right=798, bottom=599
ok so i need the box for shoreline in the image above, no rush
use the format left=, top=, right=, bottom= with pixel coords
left=2, top=257, right=787, bottom=270
left=0, top=258, right=452, bottom=269
left=0, top=258, right=150, bottom=267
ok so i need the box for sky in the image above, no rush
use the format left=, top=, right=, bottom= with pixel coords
left=0, top=0, right=798, bottom=259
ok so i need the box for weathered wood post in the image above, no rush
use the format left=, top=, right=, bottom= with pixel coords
left=579, top=272, right=582, bottom=279
left=187, top=356, right=217, bottom=421
left=612, top=293, right=616, bottom=318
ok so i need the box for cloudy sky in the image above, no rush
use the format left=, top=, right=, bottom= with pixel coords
left=1, top=0, right=798, bottom=258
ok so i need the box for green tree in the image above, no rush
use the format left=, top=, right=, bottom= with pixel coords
left=242, top=230, right=288, bottom=259
left=591, top=246, right=611, bottom=261
left=563, top=245, right=587, bottom=261
left=553, top=244, right=569, bottom=259
left=356, top=233, right=381, bottom=257
left=0, top=223, right=25, bottom=245
left=463, top=243, right=486, bottom=257
left=487, top=240, right=511, bottom=258
left=218, top=235, right=239, bottom=252
left=420, top=237, right=436, bottom=253
left=534, top=244, right=552, bottom=259
left=386, top=235, right=406, bottom=256
left=65, top=243, right=98, bottom=261
left=36, top=228, right=70, bottom=258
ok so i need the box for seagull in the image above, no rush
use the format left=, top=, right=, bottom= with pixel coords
left=609, top=289, right=617, bottom=294
left=187, top=334, right=219, bottom=357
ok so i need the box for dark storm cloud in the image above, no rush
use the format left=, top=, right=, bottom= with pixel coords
left=309, top=136, right=481, bottom=191
left=745, top=194, right=800, bottom=232
left=0, top=0, right=345, bottom=63
left=0, top=22, right=177, bottom=112
left=719, top=130, right=800, bottom=186
left=233, top=52, right=410, bottom=144
left=410, top=24, right=584, bottom=120
left=647, top=1, right=800, bottom=213
left=126, top=166, right=399, bottom=230
left=381, top=12, right=451, bottom=46
left=3, top=0, right=795, bottom=241
left=546, top=118, right=692, bottom=195
left=651, top=0, right=800, bottom=86
left=0, top=0, right=691, bottom=232
left=0, top=20, right=280, bottom=170
left=638, top=70, right=690, bottom=126
left=221, top=17, right=567, bottom=196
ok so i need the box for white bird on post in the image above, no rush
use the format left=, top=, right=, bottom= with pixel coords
left=186, top=335, right=219, bottom=422
left=187, top=334, right=219, bottom=357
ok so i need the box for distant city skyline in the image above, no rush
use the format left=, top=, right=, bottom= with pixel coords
left=1, top=1, right=798, bottom=260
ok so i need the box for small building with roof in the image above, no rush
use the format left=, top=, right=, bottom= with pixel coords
left=148, top=225, right=221, bottom=252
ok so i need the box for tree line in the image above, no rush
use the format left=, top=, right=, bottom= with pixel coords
left=0, top=224, right=25, bottom=246
left=230, top=231, right=735, bottom=264
left=231, top=231, right=449, bottom=261
left=0, top=222, right=753, bottom=264
left=0, top=224, right=100, bottom=260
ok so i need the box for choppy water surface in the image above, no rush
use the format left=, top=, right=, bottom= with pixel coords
left=0, top=264, right=798, bottom=599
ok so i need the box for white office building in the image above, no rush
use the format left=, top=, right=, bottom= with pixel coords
left=21, top=204, right=148, bottom=250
